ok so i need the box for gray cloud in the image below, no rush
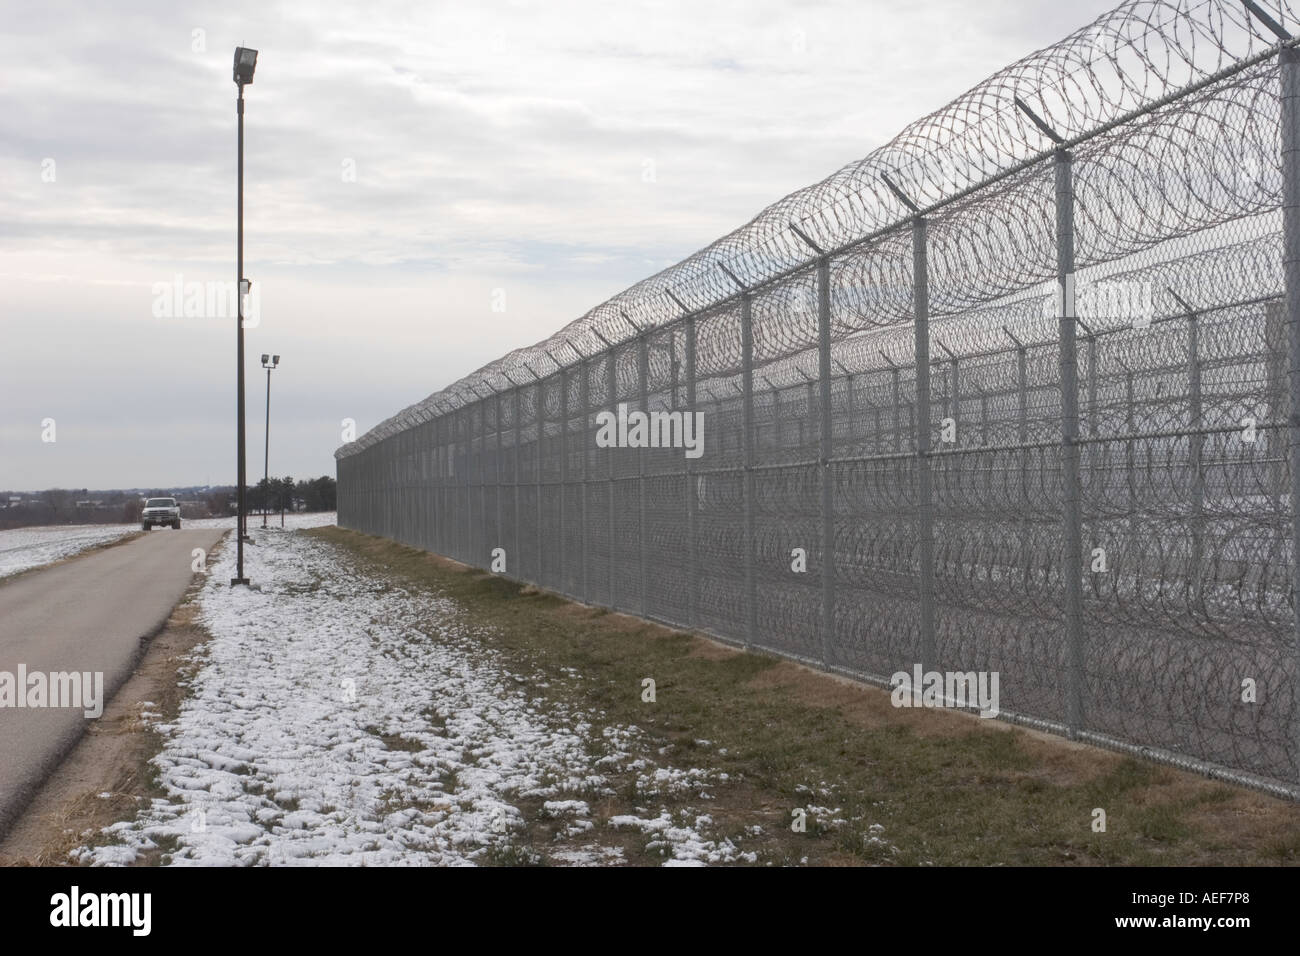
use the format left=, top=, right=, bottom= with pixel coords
left=0, top=0, right=1115, bottom=490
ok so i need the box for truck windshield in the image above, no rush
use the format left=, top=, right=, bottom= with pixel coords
left=145, top=499, right=174, bottom=507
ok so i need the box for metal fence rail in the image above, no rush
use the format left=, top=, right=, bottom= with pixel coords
left=337, top=0, right=1300, bottom=795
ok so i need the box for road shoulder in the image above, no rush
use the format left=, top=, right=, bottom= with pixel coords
left=0, top=572, right=210, bottom=865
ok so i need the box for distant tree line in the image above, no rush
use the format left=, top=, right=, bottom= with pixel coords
left=0, top=476, right=336, bottom=530
left=0, top=488, right=145, bottom=530
left=246, top=475, right=337, bottom=515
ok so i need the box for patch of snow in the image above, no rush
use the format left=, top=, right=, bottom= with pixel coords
left=71, top=521, right=759, bottom=867
left=549, top=845, right=625, bottom=866
left=609, top=810, right=758, bottom=865
left=72, top=526, right=619, bottom=866
left=0, top=523, right=138, bottom=579
left=180, top=512, right=338, bottom=531
left=635, top=766, right=716, bottom=799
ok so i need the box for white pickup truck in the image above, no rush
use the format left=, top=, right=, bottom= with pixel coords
left=141, top=497, right=181, bottom=530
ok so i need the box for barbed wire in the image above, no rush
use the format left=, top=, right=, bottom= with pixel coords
left=336, top=0, right=1300, bottom=793
left=338, top=0, right=1295, bottom=457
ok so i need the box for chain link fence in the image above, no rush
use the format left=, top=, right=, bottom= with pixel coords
left=337, top=0, right=1300, bottom=796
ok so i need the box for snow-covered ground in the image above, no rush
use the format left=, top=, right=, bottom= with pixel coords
left=0, top=514, right=334, bottom=581
left=0, top=523, right=139, bottom=580
left=181, top=511, right=337, bottom=531
left=75, top=520, right=754, bottom=866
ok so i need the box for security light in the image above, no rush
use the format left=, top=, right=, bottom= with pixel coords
left=234, top=47, right=258, bottom=86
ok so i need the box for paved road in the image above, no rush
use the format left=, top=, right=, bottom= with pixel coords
left=0, top=528, right=224, bottom=838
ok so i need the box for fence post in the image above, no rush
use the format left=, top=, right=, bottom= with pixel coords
left=431, top=416, right=439, bottom=549
left=741, top=292, right=757, bottom=648
left=559, top=367, right=569, bottom=595
left=444, top=413, right=449, bottom=554
left=460, top=407, right=470, bottom=562
left=536, top=379, right=545, bottom=586
left=1268, top=300, right=1287, bottom=512
left=446, top=414, right=453, bottom=555
left=395, top=429, right=404, bottom=545
left=440, top=416, right=448, bottom=555
left=607, top=352, right=618, bottom=610
left=465, top=406, right=472, bottom=557
left=803, top=381, right=812, bottom=449
left=1187, top=311, right=1204, bottom=605
left=449, top=411, right=456, bottom=554
left=449, top=411, right=457, bottom=558
left=413, top=426, right=420, bottom=547
left=980, top=388, right=990, bottom=445
left=426, top=418, right=433, bottom=550
left=1056, top=148, right=1086, bottom=737
left=389, top=432, right=397, bottom=542
left=950, top=357, right=959, bottom=439
left=456, top=410, right=464, bottom=555
left=580, top=358, right=590, bottom=602
left=465, top=411, right=470, bottom=561
left=418, top=425, right=425, bottom=548
left=686, top=317, right=698, bottom=628
left=772, top=384, right=780, bottom=450
left=422, top=420, right=431, bottom=551
left=1122, top=366, right=1137, bottom=516
left=431, top=415, right=440, bottom=552
left=817, top=256, right=834, bottom=667
left=416, top=426, right=423, bottom=547
left=846, top=373, right=856, bottom=446
left=513, top=387, right=522, bottom=580
left=454, top=408, right=463, bottom=559
left=414, top=426, right=421, bottom=547
left=872, top=380, right=883, bottom=451
left=912, top=218, right=937, bottom=674
left=670, top=335, right=680, bottom=409
left=430, top=418, right=438, bottom=549
left=406, top=427, right=415, bottom=547
left=414, top=427, right=420, bottom=547
left=444, top=412, right=452, bottom=553
left=1279, top=45, right=1300, bottom=781
left=1018, top=344, right=1030, bottom=585
left=460, top=409, right=468, bottom=559
left=495, top=391, right=503, bottom=563
left=891, top=366, right=902, bottom=454
left=638, top=335, right=649, bottom=615
left=437, top=415, right=446, bottom=550
left=1087, top=335, right=1099, bottom=440
left=479, top=397, right=488, bottom=566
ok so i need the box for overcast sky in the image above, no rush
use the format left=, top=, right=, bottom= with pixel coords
left=0, top=0, right=1117, bottom=491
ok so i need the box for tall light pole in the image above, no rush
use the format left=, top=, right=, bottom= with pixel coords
left=231, top=45, right=257, bottom=587
left=261, top=353, right=280, bottom=527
